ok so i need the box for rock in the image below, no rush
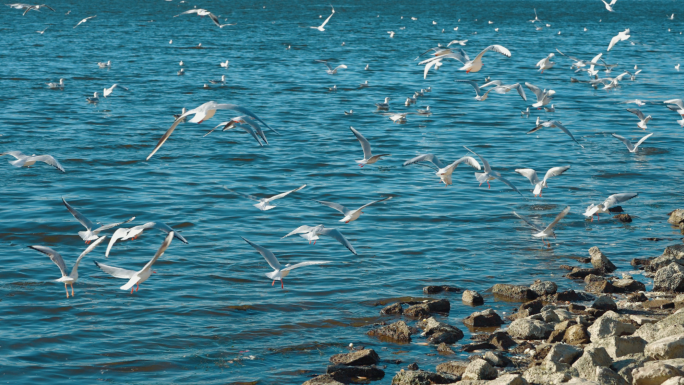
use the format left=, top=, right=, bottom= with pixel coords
left=628, top=292, right=648, bottom=302
left=463, top=290, right=484, bottom=305
left=488, top=374, right=529, bottom=385
left=302, top=374, right=345, bottom=385
left=488, top=331, right=517, bottom=350
left=436, top=342, right=454, bottom=354
left=565, top=324, right=591, bottom=345
left=435, top=361, right=467, bottom=377
left=569, top=304, right=587, bottom=312
left=492, top=284, right=538, bottom=301
left=630, top=315, right=659, bottom=325
left=645, top=333, right=684, bottom=360
left=648, top=245, right=684, bottom=273
left=390, top=369, right=458, bottom=385
left=407, top=363, right=419, bottom=370
left=462, top=359, right=498, bottom=381
left=587, top=311, right=637, bottom=342
left=423, top=285, right=461, bottom=294
left=634, top=310, right=684, bottom=343
left=531, top=280, right=558, bottom=296
left=381, top=302, right=403, bottom=315
left=632, top=258, right=652, bottom=267
left=591, top=295, right=617, bottom=311
left=461, top=341, right=497, bottom=352
left=326, top=364, right=385, bottom=382
left=591, top=336, right=647, bottom=359
left=654, top=263, right=684, bottom=292
left=507, top=318, right=553, bottom=340
left=586, top=279, right=615, bottom=294
left=463, top=309, right=504, bottom=327
left=662, top=377, right=684, bottom=385
left=422, top=317, right=464, bottom=344
left=595, top=366, right=628, bottom=385
left=329, top=349, right=380, bottom=366
left=523, top=365, right=575, bottom=384
left=518, top=299, right=544, bottom=316
left=614, top=213, right=632, bottom=222
left=368, top=321, right=412, bottom=343
left=484, top=351, right=512, bottom=367
left=555, top=289, right=582, bottom=302
left=611, top=354, right=648, bottom=384
left=632, top=361, right=684, bottom=385
left=545, top=343, right=584, bottom=365
left=572, top=347, right=613, bottom=380
left=613, top=279, right=646, bottom=293
left=589, top=247, right=617, bottom=273
left=669, top=209, right=684, bottom=226
left=567, top=267, right=604, bottom=279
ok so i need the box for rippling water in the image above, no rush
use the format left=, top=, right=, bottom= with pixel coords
left=1, top=0, right=683, bottom=383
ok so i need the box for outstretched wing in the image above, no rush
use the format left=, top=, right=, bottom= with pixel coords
left=29, top=245, right=67, bottom=276
left=445, top=156, right=481, bottom=172
left=525, top=82, right=544, bottom=100
left=152, top=222, right=188, bottom=244
left=62, top=197, right=94, bottom=231
left=633, top=133, right=653, bottom=151
left=357, top=196, right=392, bottom=211
left=282, top=225, right=316, bottom=238
left=513, top=212, right=543, bottom=232
left=242, top=237, right=281, bottom=270
left=94, top=261, right=137, bottom=279
left=626, top=108, right=645, bottom=120
left=314, top=200, right=351, bottom=216
left=515, top=168, right=540, bottom=185
left=25, top=155, right=62, bottom=171
left=550, top=121, right=584, bottom=148
left=403, top=153, right=445, bottom=169
left=350, top=127, right=372, bottom=159
left=147, top=108, right=196, bottom=160
left=543, top=166, right=571, bottom=182
left=473, top=45, right=511, bottom=62
left=319, top=228, right=357, bottom=255
left=106, top=228, right=129, bottom=257
left=320, top=5, right=334, bottom=28
left=141, top=232, right=175, bottom=272
left=513, top=83, right=527, bottom=101
left=544, top=206, right=570, bottom=232
left=72, top=236, right=106, bottom=273
left=265, top=184, right=307, bottom=203
left=463, top=146, right=491, bottom=173
left=603, top=193, right=638, bottom=208
left=93, top=217, right=135, bottom=234
left=282, top=261, right=331, bottom=272
left=493, top=175, right=523, bottom=196
left=455, top=80, right=482, bottom=97
left=611, top=134, right=634, bottom=151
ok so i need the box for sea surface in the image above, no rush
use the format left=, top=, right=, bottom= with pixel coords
left=1, top=0, right=683, bottom=383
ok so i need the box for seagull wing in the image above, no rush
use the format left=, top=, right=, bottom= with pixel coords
left=455, top=80, right=482, bottom=97
left=515, top=168, right=540, bottom=185
left=29, top=246, right=67, bottom=277
left=493, top=175, right=523, bottom=196
left=151, top=222, right=188, bottom=244
left=424, top=59, right=440, bottom=79
left=264, top=184, right=307, bottom=203
left=315, top=200, right=351, bottom=216
left=513, top=83, right=527, bottom=101
left=550, top=121, right=583, bottom=148
left=72, top=236, right=106, bottom=274
left=242, top=237, right=281, bottom=270
left=543, top=166, right=571, bottom=182
left=92, top=217, right=135, bottom=234
left=402, top=153, right=445, bottom=169
left=94, top=261, right=137, bottom=279
left=445, top=156, right=482, bottom=171
left=27, top=155, right=65, bottom=172
left=611, top=134, right=634, bottom=151
left=350, top=127, right=372, bottom=159
left=211, top=103, right=273, bottom=131
left=62, top=197, right=94, bottom=231
left=146, top=108, right=197, bottom=160
left=473, top=45, right=511, bottom=62
left=513, top=212, right=543, bottom=232
left=282, top=261, right=330, bottom=272
left=603, top=193, right=638, bottom=208
left=106, top=228, right=130, bottom=257
left=544, top=206, right=571, bottom=232
left=524, top=82, right=544, bottom=101
left=357, top=196, right=392, bottom=211
left=320, top=6, right=334, bottom=28
left=0, top=151, right=25, bottom=160
left=207, top=12, right=221, bottom=27
left=141, top=232, right=174, bottom=272
left=282, top=225, right=316, bottom=238
left=632, top=133, right=653, bottom=151
left=607, top=34, right=621, bottom=51
left=626, top=108, right=645, bottom=120
left=319, top=228, right=357, bottom=255
left=463, top=146, right=491, bottom=173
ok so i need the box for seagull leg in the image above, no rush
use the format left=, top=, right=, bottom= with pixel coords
left=359, top=165, right=363, bottom=167
left=71, top=283, right=74, bottom=297
left=487, top=181, right=491, bottom=189
left=136, top=283, right=139, bottom=292
left=313, top=240, right=316, bottom=245
left=65, top=283, right=69, bottom=298
left=272, top=280, right=275, bottom=286
left=131, top=286, right=134, bottom=294
left=281, top=279, right=284, bottom=289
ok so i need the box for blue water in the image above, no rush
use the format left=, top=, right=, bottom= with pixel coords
left=1, top=0, right=683, bottom=383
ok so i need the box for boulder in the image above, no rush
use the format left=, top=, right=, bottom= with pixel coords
left=492, top=284, right=538, bottom=301
left=591, top=295, right=617, bottom=311
left=488, top=331, right=517, bottom=350
left=381, top=302, right=403, bottom=315
left=423, top=285, right=461, bottom=294
left=628, top=292, right=649, bottom=302
left=404, top=299, right=450, bottom=318
left=462, top=359, right=498, bottom=381
left=565, top=324, right=591, bottom=345
left=484, top=351, right=512, bottom=367
left=488, top=374, right=529, bottom=385
left=595, top=366, right=628, bottom=385
left=669, top=209, right=684, bottom=226
left=523, top=365, right=575, bottom=384
left=587, top=311, right=637, bottom=342
left=391, top=369, right=458, bottom=385
left=530, top=280, right=558, bottom=296
left=586, top=279, right=615, bottom=294
left=436, top=342, right=454, bottom=354
left=567, top=267, right=604, bottom=279
left=645, top=333, right=684, bottom=360
left=329, top=349, right=380, bottom=366
left=612, top=279, right=647, bottom=293
left=545, top=343, right=584, bottom=364
left=461, top=341, right=496, bottom=352
left=367, top=321, right=412, bottom=343
left=462, top=290, right=484, bottom=305
left=589, top=247, right=617, bottom=273
left=662, top=377, right=684, bottom=385
left=507, top=318, right=553, bottom=340
left=463, top=309, right=504, bottom=327
left=435, top=361, right=467, bottom=377
left=422, top=317, right=464, bottom=344
left=325, top=364, right=385, bottom=382
left=648, top=245, right=684, bottom=273
left=614, top=213, right=632, bottom=223
left=610, top=354, right=648, bottom=384
left=407, top=363, right=419, bottom=370
left=591, top=336, right=647, bottom=359
left=654, top=263, right=684, bottom=292
left=635, top=310, right=684, bottom=343
left=555, top=289, right=583, bottom=302
left=571, top=347, right=612, bottom=380
left=302, top=374, right=345, bottom=385
left=632, top=361, right=684, bottom=385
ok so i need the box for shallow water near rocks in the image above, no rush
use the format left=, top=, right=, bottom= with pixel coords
left=1, top=0, right=683, bottom=383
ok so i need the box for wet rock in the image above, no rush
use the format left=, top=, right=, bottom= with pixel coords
left=669, top=209, right=684, bottom=226
left=461, top=341, right=497, bottom=352
left=545, top=343, right=584, bottom=365
left=627, top=292, right=648, bottom=303
left=510, top=299, right=544, bottom=320
left=407, top=363, right=419, bottom=370
left=488, top=331, right=517, bottom=350
left=591, top=295, right=617, bottom=311
left=462, top=290, right=484, bottom=305
left=367, top=321, right=412, bottom=343
left=329, top=349, right=380, bottom=366
left=654, top=263, right=684, bottom=292
left=612, top=278, right=646, bottom=293
left=507, top=318, right=553, bottom=340
left=632, top=258, right=652, bottom=268
left=391, top=369, right=458, bottom=385
left=587, top=311, right=637, bottom=342
left=530, top=280, right=558, bottom=296
left=484, top=351, right=512, bottom=367
left=462, top=359, right=498, bottom=381
left=595, top=366, right=628, bottom=385
left=555, top=289, right=581, bottom=302
left=422, top=317, right=464, bottom=344
left=569, top=304, right=587, bottom=312
left=589, top=246, right=617, bottom=273
left=488, top=374, right=528, bottom=385
left=435, top=360, right=467, bottom=377
left=436, top=342, right=453, bottom=354
left=591, top=336, right=647, bottom=359
left=586, top=278, right=614, bottom=294
left=492, top=284, right=538, bottom=301
left=326, top=364, right=385, bottom=382
left=381, top=302, right=403, bottom=315
left=463, top=308, right=504, bottom=327
left=423, top=285, right=461, bottom=294
left=645, top=333, right=684, bottom=360
left=567, top=267, right=604, bottom=279
left=614, top=213, right=632, bottom=222
left=571, top=347, right=612, bottom=380
left=632, top=361, right=684, bottom=385
left=564, top=324, right=591, bottom=345
left=549, top=321, right=577, bottom=343
left=302, top=374, right=345, bottom=385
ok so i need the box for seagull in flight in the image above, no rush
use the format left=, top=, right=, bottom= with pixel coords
left=205, top=117, right=269, bottom=146
left=314, top=196, right=392, bottom=223
left=525, top=82, right=555, bottom=108
left=74, top=15, right=96, bottom=28
left=283, top=225, right=357, bottom=255
left=607, top=29, right=631, bottom=51
left=29, top=237, right=106, bottom=298
left=62, top=197, right=135, bottom=243
left=174, top=9, right=227, bottom=28
left=463, top=146, right=522, bottom=195
left=1, top=151, right=65, bottom=172
left=403, top=153, right=481, bottom=186
left=311, top=4, right=334, bottom=31
left=94, top=232, right=174, bottom=294
left=612, top=133, right=653, bottom=153
left=584, top=193, right=638, bottom=221
left=103, top=84, right=129, bottom=98
left=22, top=3, right=55, bottom=15
left=419, top=45, right=511, bottom=73
left=515, top=166, right=570, bottom=197
left=529, top=118, right=584, bottom=148
left=316, top=60, right=347, bottom=74
left=455, top=79, right=501, bottom=101
left=626, top=109, right=651, bottom=129
left=601, top=0, right=618, bottom=12
left=536, top=53, right=555, bottom=73
left=36, top=26, right=49, bottom=34
left=514, top=206, right=571, bottom=247
left=242, top=237, right=330, bottom=289
left=223, top=184, right=306, bottom=211
left=529, top=8, right=541, bottom=23
left=106, top=222, right=188, bottom=258
left=350, top=127, right=390, bottom=167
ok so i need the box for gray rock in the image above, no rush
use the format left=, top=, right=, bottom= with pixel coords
left=488, top=374, right=529, bottom=385
left=565, top=379, right=601, bottom=385
left=391, top=369, right=458, bottom=385
left=531, top=280, right=558, bottom=296
left=325, top=364, right=385, bottom=381
left=436, top=342, right=454, bottom=354
left=632, top=361, right=684, bottom=385
left=302, top=374, right=345, bottom=385
left=634, top=310, right=684, bottom=343
left=463, top=308, right=504, bottom=327
left=381, top=302, right=403, bottom=315
left=591, top=295, right=617, bottom=311
left=587, top=311, right=637, bottom=342
left=610, top=354, right=648, bottom=384
left=571, top=347, right=613, bottom=380
left=565, top=324, right=591, bottom=345
left=329, top=349, right=380, bottom=366
left=545, top=343, right=584, bottom=365
left=492, top=284, right=538, bottom=301
left=648, top=245, right=684, bottom=273
left=462, top=290, right=484, bottom=305
left=508, top=318, right=553, bottom=340
left=654, top=263, right=684, bottom=292
left=422, top=317, right=464, bottom=344
left=595, top=366, right=628, bottom=385
left=586, top=279, right=615, bottom=294
left=589, top=246, right=617, bottom=273
left=484, top=351, right=512, bottom=367
left=591, top=336, right=647, bottom=359
left=489, top=331, right=517, bottom=350
left=662, top=377, right=684, bottom=385
left=367, top=321, right=412, bottom=343
left=523, top=365, right=574, bottom=384
left=435, top=361, right=467, bottom=377
left=612, top=279, right=647, bottom=293
left=645, top=333, right=684, bottom=360
left=462, top=358, right=498, bottom=381
left=404, top=299, right=450, bottom=318
left=669, top=209, right=684, bottom=226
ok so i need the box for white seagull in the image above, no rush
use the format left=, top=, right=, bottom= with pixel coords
left=94, top=232, right=174, bottom=294
left=515, top=166, right=570, bottom=197
left=491, top=83, right=528, bottom=101
left=29, top=237, right=106, bottom=298
left=19, top=4, right=55, bottom=15
left=612, top=133, right=653, bottom=153
left=62, top=197, right=135, bottom=243
left=174, top=9, right=224, bottom=28
left=103, top=84, right=129, bottom=98
left=86, top=92, right=99, bottom=104
left=419, top=45, right=511, bottom=73
left=447, top=40, right=468, bottom=46
left=375, top=97, right=391, bottom=110
left=536, top=53, right=555, bottom=73
left=626, top=109, right=651, bottom=129
left=607, top=29, right=631, bottom=51
left=455, top=79, right=501, bottom=101
left=350, top=127, right=389, bottom=167
left=223, top=184, right=306, bottom=211
left=283, top=225, right=357, bottom=255
left=464, top=146, right=522, bottom=195
left=601, top=0, right=618, bottom=12
left=242, top=237, right=330, bottom=289
left=106, top=222, right=188, bottom=258
left=314, top=196, right=392, bottom=223
left=73, top=15, right=96, bottom=28
left=1, top=151, right=65, bottom=172
left=98, top=60, right=111, bottom=68
left=311, top=4, right=334, bottom=31
left=528, top=118, right=584, bottom=148
left=403, top=153, right=481, bottom=186
left=220, top=60, right=229, bottom=68
left=388, top=31, right=395, bottom=38
left=525, top=82, right=555, bottom=108
left=584, top=193, right=638, bottom=221
left=513, top=206, right=571, bottom=247
left=529, top=8, right=541, bottom=23
left=36, top=26, right=49, bottom=34
left=316, top=60, right=347, bottom=74
left=46, top=78, right=64, bottom=89
left=205, top=117, right=270, bottom=146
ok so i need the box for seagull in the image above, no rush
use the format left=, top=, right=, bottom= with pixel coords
left=417, top=106, right=431, bottom=115
left=314, top=196, right=392, bottom=223
left=607, top=29, right=631, bottom=51
left=328, top=85, right=337, bottom=92
left=626, top=109, right=651, bottom=129
left=612, top=133, right=653, bottom=153
left=310, top=4, right=334, bottom=31
left=544, top=104, right=555, bottom=112
left=419, top=45, right=511, bottom=73
left=403, top=153, right=481, bottom=186
left=382, top=112, right=415, bottom=123
left=62, top=197, right=135, bottom=243
left=514, top=166, right=570, bottom=197
left=464, top=146, right=522, bottom=195
left=525, top=82, right=555, bottom=108
left=529, top=118, right=583, bottom=148
left=205, top=115, right=276, bottom=144
left=358, top=80, right=369, bottom=89
left=529, top=8, right=541, bottom=23
left=447, top=40, right=468, bottom=46
left=584, top=193, right=638, bottom=221
left=521, top=107, right=530, bottom=117
left=316, top=60, right=347, bottom=75
left=73, top=15, right=96, bottom=28
left=106, top=222, right=188, bottom=257
left=11, top=3, right=55, bottom=15
left=29, top=237, right=106, bottom=298
left=455, top=79, right=501, bottom=101
left=668, top=14, right=674, bottom=20
left=283, top=225, right=356, bottom=255
left=223, top=184, right=306, bottom=211
left=147, top=101, right=272, bottom=160
left=491, top=83, right=528, bottom=101
left=375, top=97, right=391, bottom=110
left=536, top=53, right=555, bottom=73
left=86, top=92, right=99, bottom=104
left=36, top=26, right=49, bottom=34
left=94, top=232, right=174, bottom=294
left=513, top=206, right=571, bottom=247
left=174, top=9, right=224, bottom=28
left=98, top=60, right=111, bottom=68
left=621, top=99, right=646, bottom=107
left=676, top=64, right=681, bottom=71
left=242, top=238, right=330, bottom=289
left=664, top=99, right=684, bottom=117
left=220, top=60, right=229, bottom=68
left=350, top=127, right=389, bottom=167
left=46, top=78, right=64, bottom=89
left=1, top=151, right=65, bottom=172
left=208, top=75, right=226, bottom=84
left=103, top=84, right=129, bottom=98
left=344, top=110, right=353, bottom=115
left=601, top=0, right=618, bottom=12
left=178, top=68, right=185, bottom=76
left=388, top=31, right=395, bottom=38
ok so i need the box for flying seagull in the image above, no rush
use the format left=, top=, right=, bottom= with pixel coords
left=74, top=15, right=96, bottom=28
left=62, top=197, right=135, bottom=243
left=314, top=196, right=392, bottom=223
left=106, top=222, right=188, bottom=257
left=311, top=4, right=334, bottom=31
left=1, top=151, right=65, bottom=172
left=626, top=108, right=651, bottom=129
left=350, top=127, right=390, bottom=167
left=464, top=146, right=522, bottom=195
left=513, top=206, right=571, bottom=247
left=282, top=225, right=357, bottom=255
left=223, top=184, right=306, bottom=211
left=528, top=118, right=584, bottom=148
left=515, top=166, right=570, bottom=197
left=584, top=193, right=638, bottom=221
left=612, top=133, right=653, bottom=153
left=403, top=153, right=481, bottom=186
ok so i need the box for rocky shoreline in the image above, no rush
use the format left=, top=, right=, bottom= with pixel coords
left=302, top=210, right=684, bottom=385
